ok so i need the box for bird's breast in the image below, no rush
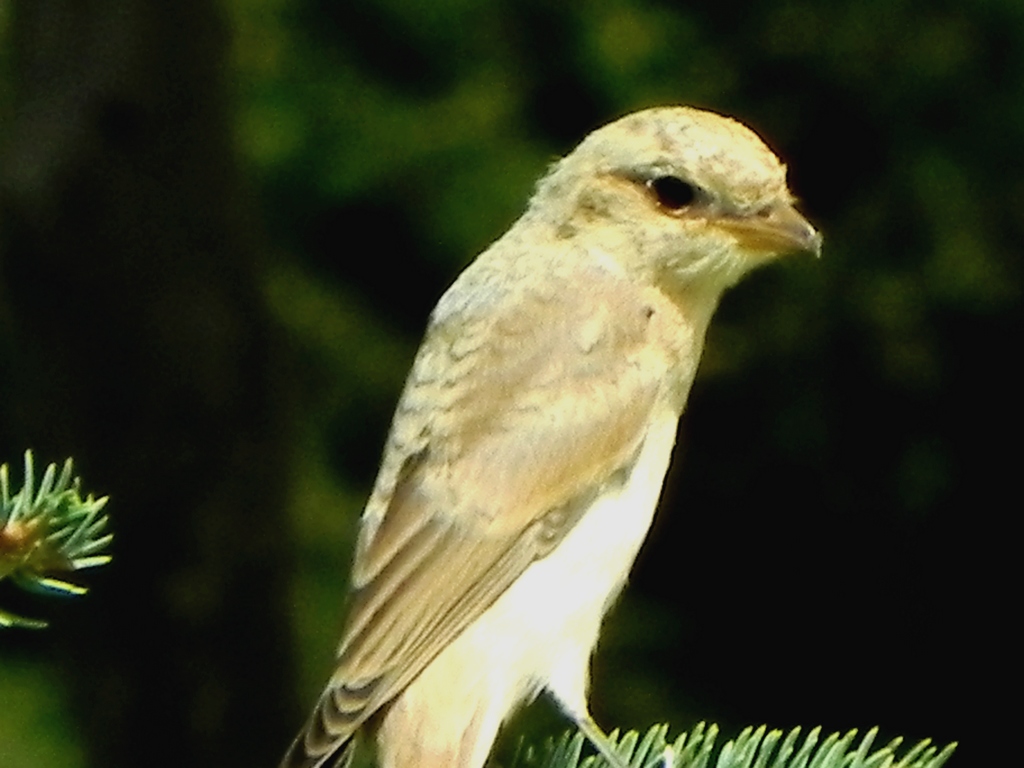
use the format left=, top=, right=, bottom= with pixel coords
left=449, top=405, right=681, bottom=712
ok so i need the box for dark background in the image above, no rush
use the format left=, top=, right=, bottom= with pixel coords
left=0, top=1, right=1009, bottom=766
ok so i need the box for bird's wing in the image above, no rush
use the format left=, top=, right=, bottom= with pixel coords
left=296, top=256, right=679, bottom=763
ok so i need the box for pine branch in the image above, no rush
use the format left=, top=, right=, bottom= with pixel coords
left=0, top=450, right=113, bottom=628
left=511, top=723, right=957, bottom=768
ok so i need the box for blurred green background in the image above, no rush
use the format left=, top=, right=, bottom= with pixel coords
left=0, top=0, right=1011, bottom=766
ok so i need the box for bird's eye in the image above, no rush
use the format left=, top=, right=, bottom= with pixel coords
left=646, top=175, right=698, bottom=211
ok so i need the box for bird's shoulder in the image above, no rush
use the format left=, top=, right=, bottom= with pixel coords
left=421, top=237, right=679, bottom=396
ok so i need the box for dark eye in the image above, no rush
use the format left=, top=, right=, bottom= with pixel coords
left=646, top=175, right=698, bottom=210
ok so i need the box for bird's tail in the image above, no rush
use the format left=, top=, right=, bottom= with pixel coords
left=279, top=693, right=362, bottom=768
left=279, top=730, right=357, bottom=768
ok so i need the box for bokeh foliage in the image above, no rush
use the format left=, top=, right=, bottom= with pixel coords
left=2, top=0, right=1011, bottom=765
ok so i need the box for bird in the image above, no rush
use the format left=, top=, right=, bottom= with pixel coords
left=280, top=105, right=821, bottom=768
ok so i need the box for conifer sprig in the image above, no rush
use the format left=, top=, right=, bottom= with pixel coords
left=0, top=451, right=112, bottom=628
left=513, top=723, right=957, bottom=768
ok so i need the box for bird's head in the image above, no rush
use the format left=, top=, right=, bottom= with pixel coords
left=527, top=106, right=821, bottom=300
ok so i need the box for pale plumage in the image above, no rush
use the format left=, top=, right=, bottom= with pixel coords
left=281, top=106, right=820, bottom=768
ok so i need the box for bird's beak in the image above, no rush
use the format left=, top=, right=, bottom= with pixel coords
left=717, top=202, right=822, bottom=258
